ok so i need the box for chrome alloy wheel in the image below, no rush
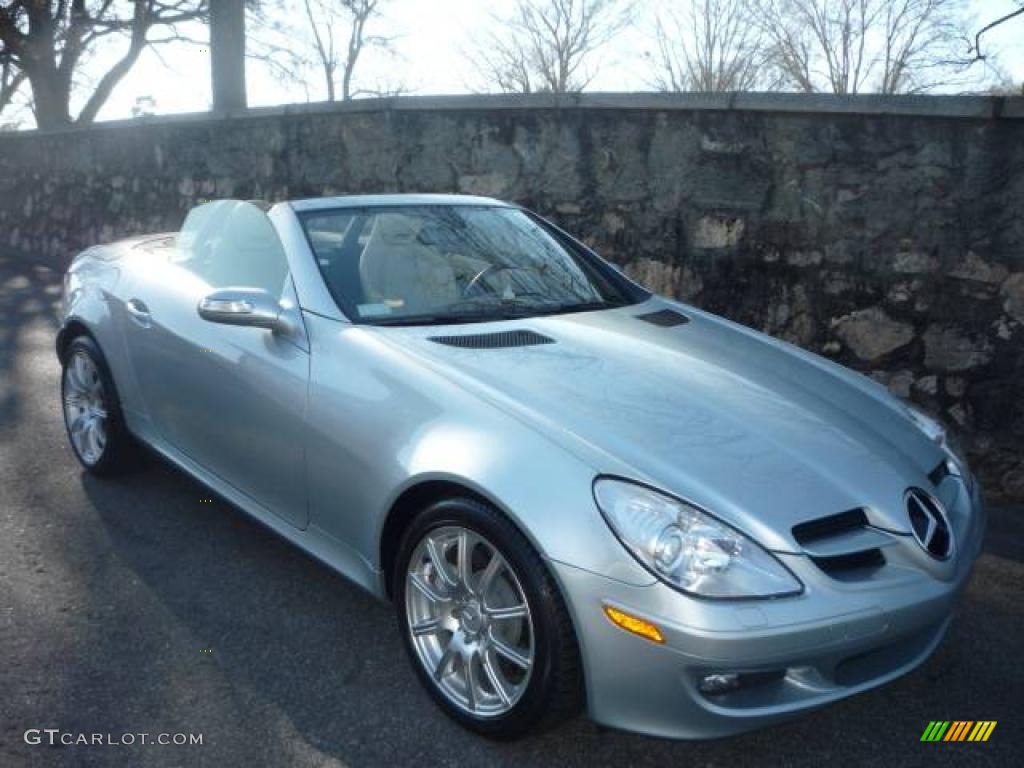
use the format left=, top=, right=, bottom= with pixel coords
left=405, top=525, right=535, bottom=717
left=63, top=350, right=108, bottom=465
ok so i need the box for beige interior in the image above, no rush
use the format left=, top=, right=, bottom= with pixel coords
left=358, top=213, right=458, bottom=312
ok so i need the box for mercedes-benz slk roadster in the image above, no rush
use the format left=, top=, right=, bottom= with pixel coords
left=58, top=195, right=985, bottom=740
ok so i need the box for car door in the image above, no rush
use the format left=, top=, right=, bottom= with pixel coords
left=120, top=200, right=310, bottom=529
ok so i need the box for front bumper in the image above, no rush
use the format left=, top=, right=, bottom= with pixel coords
left=552, top=482, right=986, bottom=740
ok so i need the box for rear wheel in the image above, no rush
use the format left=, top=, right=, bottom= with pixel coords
left=394, top=497, right=583, bottom=739
left=61, top=335, right=137, bottom=476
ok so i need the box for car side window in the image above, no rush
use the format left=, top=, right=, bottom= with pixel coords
left=177, top=200, right=290, bottom=298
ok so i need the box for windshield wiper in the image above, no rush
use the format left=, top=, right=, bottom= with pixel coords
left=365, top=296, right=549, bottom=326
left=364, top=298, right=624, bottom=326
left=529, top=299, right=625, bottom=316
left=366, top=309, right=532, bottom=326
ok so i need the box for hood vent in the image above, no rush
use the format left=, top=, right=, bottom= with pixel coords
left=792, top=508, right=893, bottom=580
left=636, top=308, right=690, bottom=327
left=428, top=329, right=555, bottom=349
left=792, top=508, right=868, bottom=544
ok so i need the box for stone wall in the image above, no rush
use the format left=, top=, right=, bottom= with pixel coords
left=1, top=92, right=1022, bottom=500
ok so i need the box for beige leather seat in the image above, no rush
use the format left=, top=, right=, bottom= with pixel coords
left=359, top=213, right=458, bottom=313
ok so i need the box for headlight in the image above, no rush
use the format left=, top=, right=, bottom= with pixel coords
left=594, top=478, right=802, bottom=599
left=903, top=404, right=972, bottom=486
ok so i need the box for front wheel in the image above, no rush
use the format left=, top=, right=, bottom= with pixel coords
left=394, top=497, right=583, bottom=739
left=61, top=335, right=137, bottom=476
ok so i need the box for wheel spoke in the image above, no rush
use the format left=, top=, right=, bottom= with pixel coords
left=457, top=530, right=473, bottom=592
left=68, top=413, right=88, bottom=435
left=73, top=354, right=90, bottom=391
left=69, top=355, right=83, bottom=390
left=68, top=413, right=87, bottom=457
left=426, top=536, right=458, bottom=591
left=410, top=617, right=442, bottom=637
left=464, top=653, right=478, bottom=710
left=489, top=634, right=531, bottom=670
left=65, top=361, right=79, bottom=392
left=481, top=650, right=511, bottom=706
left=434, top=643, right=456, bottom=682
left=477, top=551, right=503, bottom=598
left=85, top=420, right=100, bottom=458
left=409, top=572, right=447, bottom=605
left=486, top=603, right=528, bottom=622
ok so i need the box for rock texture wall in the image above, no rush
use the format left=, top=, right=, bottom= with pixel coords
left=1, top=93, right=1022, bottom=500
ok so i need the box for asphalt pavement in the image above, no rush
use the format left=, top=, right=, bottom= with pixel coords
left=1, top=255, right=1020, bottom=767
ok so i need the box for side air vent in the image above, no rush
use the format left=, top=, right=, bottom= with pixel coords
left=636, top=308, right=690, bottom=327
left=792, top=508, right=892, bottom=579
left=428, top=330, right=555, bottom=349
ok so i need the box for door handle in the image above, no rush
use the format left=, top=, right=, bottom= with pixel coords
left=125, top=298, right=152, bottom=327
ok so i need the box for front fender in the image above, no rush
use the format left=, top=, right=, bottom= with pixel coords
left=303, top=312, right=653, bottom=589
left=58, top=254, right=149, bottom=427
left=379, top=425, right=655, bottom=588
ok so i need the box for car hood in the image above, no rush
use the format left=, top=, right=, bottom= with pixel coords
left=375, top=299, right=944, bottom=552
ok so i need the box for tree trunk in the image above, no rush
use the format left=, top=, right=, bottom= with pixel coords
left=325, top=62, right=335, bottom=101
left=26, top=63, right=73, bottom=129
left=211, top=0, right=247, bottom=113
left=341, top=63, right=353, bottom=101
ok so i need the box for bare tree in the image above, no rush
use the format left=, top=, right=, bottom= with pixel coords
left=876, top=0, right=977, bottom=93
left=0, top=1, right=209, bottom=129
left=755, top=0, right=982, bottom=94
left=305, top=0, right=388, bottom=101
left=251, top=0, right=395, bottom=102
left=651, top=0, right=768, bottom=92
left=756, top=0, right=877, bottom=93
left=472, top=0, right=631, bottom=94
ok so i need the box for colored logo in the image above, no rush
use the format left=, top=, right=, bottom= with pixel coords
left=921, top=721, right=996, bottom=742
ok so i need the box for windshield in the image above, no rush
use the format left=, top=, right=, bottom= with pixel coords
left=299, top=205, right=638, bottom=325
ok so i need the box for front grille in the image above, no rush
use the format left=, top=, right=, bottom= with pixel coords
left=428, top=330, right=555, bottom=349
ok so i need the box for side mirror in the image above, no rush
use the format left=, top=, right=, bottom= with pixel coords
left=197, top=287, right=297, bottom=335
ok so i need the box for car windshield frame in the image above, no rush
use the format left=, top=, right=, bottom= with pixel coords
left=296, top=203, right=648, bottom=326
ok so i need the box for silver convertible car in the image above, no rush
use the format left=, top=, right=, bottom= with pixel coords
left=57, top=195, right=984, bottom=740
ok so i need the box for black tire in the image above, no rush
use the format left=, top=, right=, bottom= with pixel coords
left=61, top=335, right=139, bottom=476
left=393, top=496, right=584, bottom=739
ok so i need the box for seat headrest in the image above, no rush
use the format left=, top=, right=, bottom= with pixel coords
left=373, top=213, right=422, bottom=245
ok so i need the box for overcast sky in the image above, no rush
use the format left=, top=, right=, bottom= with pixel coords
left=22, top=0, right=1024, bottom=126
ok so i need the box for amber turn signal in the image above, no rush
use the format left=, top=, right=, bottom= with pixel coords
left=603, top=605, right=665, bottom=644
